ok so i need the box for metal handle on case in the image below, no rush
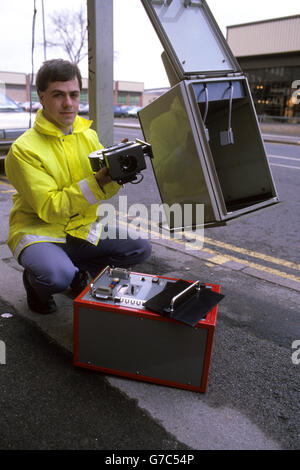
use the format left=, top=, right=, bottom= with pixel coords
left=169, top=280, right=201, bottom=313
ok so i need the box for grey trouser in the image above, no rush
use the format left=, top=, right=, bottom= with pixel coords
left=19, top=231, right=151, bottom=301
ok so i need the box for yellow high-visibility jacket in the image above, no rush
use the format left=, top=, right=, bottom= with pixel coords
left=5, top=109, right=120, bottom=259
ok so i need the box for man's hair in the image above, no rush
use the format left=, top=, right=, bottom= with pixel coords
left=36, top=59, right=82, bottom=92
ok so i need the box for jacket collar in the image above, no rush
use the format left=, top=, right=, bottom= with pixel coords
left=33, top=108, right=93, bottom=137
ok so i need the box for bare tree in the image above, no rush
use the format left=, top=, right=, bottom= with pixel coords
left=46, top=6, right=88, bottom=64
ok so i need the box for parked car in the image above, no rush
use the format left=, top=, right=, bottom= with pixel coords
left=0, top=91, right=35, bottom=155
left=114, top=105, right=127, bottom=117
left=78, top=102, right=89, bottom=115
left=120, top=105, right=134, bottom=117
left=127, top=106, right=142, bottom=118
left=19, top=101, right=42, bottom=112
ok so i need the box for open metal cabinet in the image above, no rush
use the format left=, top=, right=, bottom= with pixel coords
left=138, top=0, right=279, bottom=230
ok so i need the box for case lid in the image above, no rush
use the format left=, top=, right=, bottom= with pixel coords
left=141, top=0, right=241, bottom=79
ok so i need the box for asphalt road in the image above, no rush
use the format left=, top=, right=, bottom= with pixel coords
left=0, top=125, right=299, bottom=451
left=112, top=124, right=300, bottom=346
left=0, top=301, right=191, bottom=451
left=113, top=123, right=300, bottom=272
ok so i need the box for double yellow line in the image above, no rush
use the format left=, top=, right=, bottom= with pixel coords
left=1, top=178, right=299, bottom=286
left=202, top=236, right=300, bottom=284
left=118, top=212, right=300, bottom=285
left=0, top=179, right=15, bottom=193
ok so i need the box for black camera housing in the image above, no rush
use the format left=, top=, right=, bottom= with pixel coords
left=88, top=140, right=153, bottom=185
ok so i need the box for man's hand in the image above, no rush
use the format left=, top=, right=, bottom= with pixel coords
left=95, top=167, right=112, bottom=188
left=94, top=139, right=128, bottom=189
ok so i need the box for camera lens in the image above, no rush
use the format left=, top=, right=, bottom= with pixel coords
left=88, top=153, right=101, bottom=172
left=119, top=154, right=137, bottom=173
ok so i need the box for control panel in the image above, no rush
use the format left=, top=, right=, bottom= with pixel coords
left=82, top=266, right=174, bottom=310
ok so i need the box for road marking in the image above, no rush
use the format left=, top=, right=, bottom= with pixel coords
left=120, top=211, right=300, bottom=271
left=0, top=180, right=15, bottom=193
left=207, top=254, right=229, bottom=265
left=263, top=133, right=300, bottom=143
left=202, top=236, right=300, bottom=271
left=268, top=155, right=300, bottom=162
left=207, top=251, right=300, bottom=283
left=117, top=213, right=300, bottom=285
left=185, top=234, right=300, bottom=282
left=2, top=175, right=299, bottom=283
left=270, top=163, right=300, bottom=170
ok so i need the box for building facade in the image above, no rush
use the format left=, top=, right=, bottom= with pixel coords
left=227, top=15, right=300, bottom=118
left=0, top=72, right=143, bottom=108
left=2, top=14, right=299, bottom=118
left=114, top=80, right=144, bottom=107
left=0, top=71, right=29, bottom=103
left=143, top=87, right=168, bottom=107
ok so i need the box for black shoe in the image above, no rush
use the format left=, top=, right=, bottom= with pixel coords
left=23, top=270, right=57, bottom=314
left=70, top=270, right=88, bottom=297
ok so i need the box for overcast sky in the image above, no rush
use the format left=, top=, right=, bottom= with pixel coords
left=0, top=0, right=299, bottom=88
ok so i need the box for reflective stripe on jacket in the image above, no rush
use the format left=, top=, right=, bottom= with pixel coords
left=5, top=109, right=120, bottom=259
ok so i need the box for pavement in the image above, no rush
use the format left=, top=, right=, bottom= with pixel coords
left=0, top=121, right=299, bottom=452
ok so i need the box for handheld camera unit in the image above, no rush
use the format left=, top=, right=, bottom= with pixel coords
left=88, top=139, right=153, bottom=185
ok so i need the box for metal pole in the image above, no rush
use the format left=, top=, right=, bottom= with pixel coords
left=87, top=0, right=114, bottom=147
left=41, top=0, right=47, bottom=61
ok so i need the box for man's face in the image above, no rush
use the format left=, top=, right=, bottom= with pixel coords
left=38, top=77, right=81, bottom=132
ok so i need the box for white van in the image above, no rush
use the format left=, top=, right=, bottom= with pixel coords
left=0, top=91, right=36, bottom=156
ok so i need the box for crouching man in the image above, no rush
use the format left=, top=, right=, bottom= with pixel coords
left=5, top=59, right=151, bottom=314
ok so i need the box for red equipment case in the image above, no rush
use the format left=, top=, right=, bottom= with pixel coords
left=74, top=268, right=221, bottom=393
